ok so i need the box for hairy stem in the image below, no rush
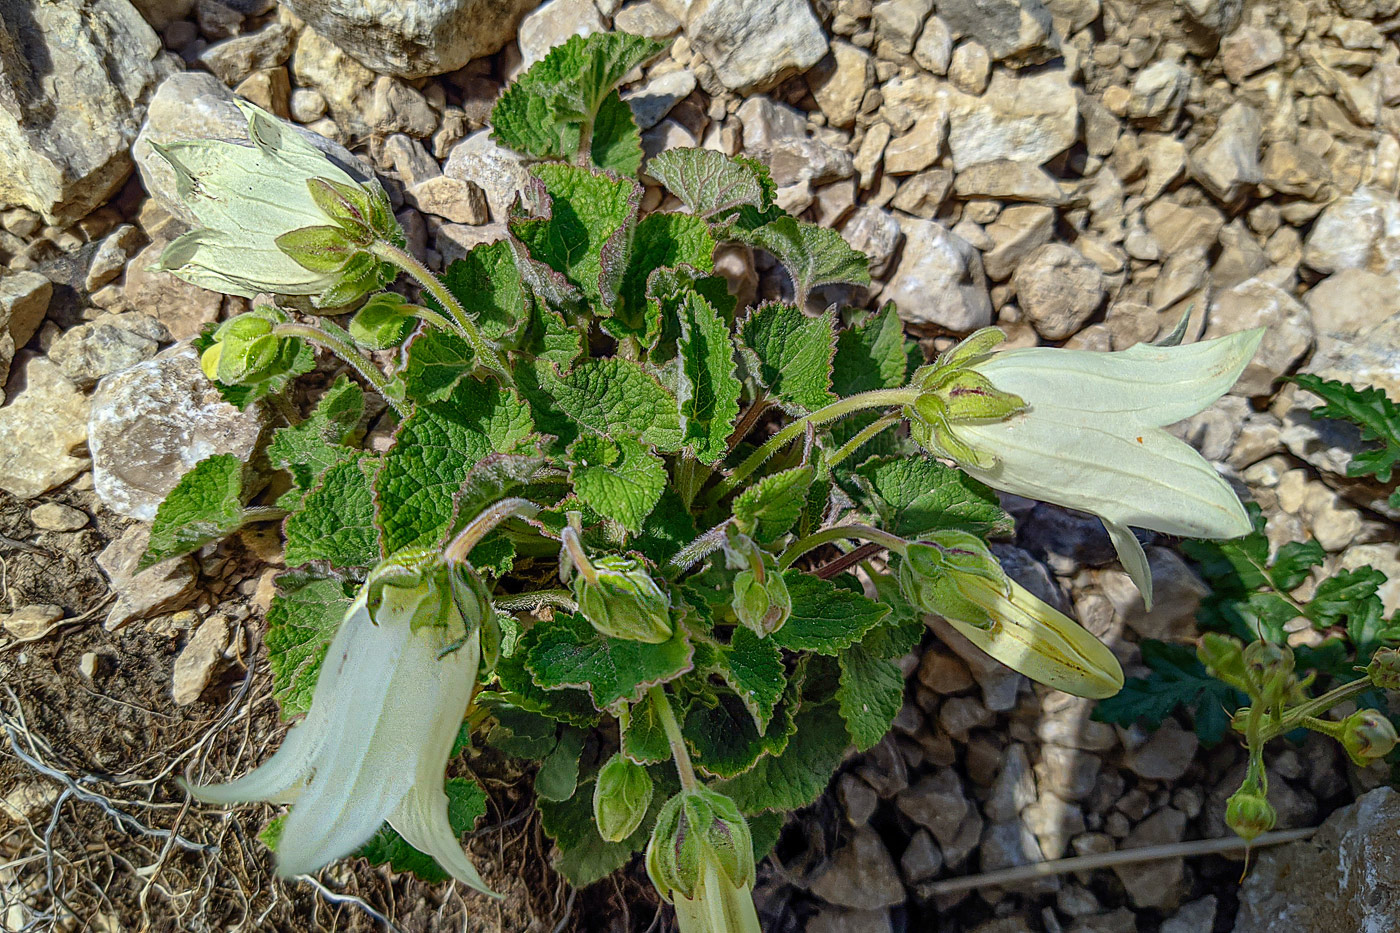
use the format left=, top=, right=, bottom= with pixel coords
left=823, top=412, right=902, bottom=476
left=668, top=522, right=732, bottom=576
left=778, top=523, right=909, bottom=570
left=370, top=240, right=512, bottom=384
left=444, top=498, right=540, bottom=565
left=494, top=589, right=578, bottom=614
left=560, top=526, right=599, bottom=586
left=650, top=686, right=698, bottom=792
left=707, top=388, right=919, bottom=505
left=1242, top=676, right=1377, bottom=744
left=272, top=322, right=407, bottom=417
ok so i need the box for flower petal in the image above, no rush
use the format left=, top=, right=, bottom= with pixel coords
left=274, top=599, right=419, bottom=876
left=185, top=597, right=376, bottom=806
left=958, top=418, right=1252, bottom=540
left=1103, top=519, right=1154, bottom=610
left=387, top=631, right=489, bottom=892
left=979, top=329, right=1265, bottom=430
left=943, top=579, right=1124, bottom=699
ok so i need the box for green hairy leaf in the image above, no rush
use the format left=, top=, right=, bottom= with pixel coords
left=525, top=613, right=694, bottom=710
left=851, top=456, right=1013, bottom=539
left=264, top=572, right=354, bottom=720
left=738, top=216, right=871, bottom=304
left=569, top=435, right=666, bottom=532
left=1093, top=640, right=1243, bottom=745
left=737, top=303, right=837, bottom=413
left=676, top=289, right=742, bottom=464
left=492, top=32, right=666, bottom=167
left=773, top=570, right=891, bottom=655
left=141, top=454, right=247, bottom=570
left=647, top=148, right=773, bottom=220
left=837, top=638, right=906, bottom=752
left=283, top=455, right=381, bottom=568
left=544, top=357, right=684, bottom=450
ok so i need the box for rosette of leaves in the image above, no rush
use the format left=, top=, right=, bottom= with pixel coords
left=141, top=31, right=1035, bottom=899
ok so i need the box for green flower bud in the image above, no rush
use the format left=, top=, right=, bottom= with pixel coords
left=574, top=555, right=673, bottom=644
left=1225, top=785, right=1276, bottom=842
left=1198, top=633, right=1248, bottom=692
left=725, top=532, right=790, bottom=638
left=646, top=787, right=754, bottom=903
left=1341, top=709, right=1398, bottom=766
left=897, top=531, right=1007, bottom=629
left=593, top=754, right=654, bottom=842
left=151, top=100, right=401, bottom=308
left=1368, top=647, right=1400, bottom=690
left=203, top=305, right=301, bottom=386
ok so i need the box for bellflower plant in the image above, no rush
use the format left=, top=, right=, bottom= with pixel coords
left=140, top=29, right=1281, bottom=931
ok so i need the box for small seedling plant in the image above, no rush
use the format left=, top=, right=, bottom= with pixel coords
left=144, top=31, right=1267, bottom=930
left=1096, top=378, right=1400, bottom=841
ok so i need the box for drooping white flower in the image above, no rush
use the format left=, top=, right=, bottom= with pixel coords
left=909, top=329, right=1264, bottom=608
left=151, top=100, right=400, bottom=306
left=187, top=569, right=492, bottom=893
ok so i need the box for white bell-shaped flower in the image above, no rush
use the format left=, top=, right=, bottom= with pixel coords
left=187, top=573, right=491, bottom=893
left=912, top=329, right=1264, bottom=609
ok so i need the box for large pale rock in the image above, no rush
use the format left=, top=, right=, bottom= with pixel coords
left=886, top=217, right=992, bottom=332
left=1204, top=278, right=1314, bottom=396
left=0, top=357, right=91, bottom=500
left=517, top=0, right=605, bottom=69
left=278, top=0, right=540, bottom=78
left=443, top=131, right=533, bottom=223
left=806, top=40, right=873, bottom=129
left=290, top=26, right=376, bottom=136
left=89, top=346, right=267, bottom=521
left=684, top=0, right=828, bottom=92
left=945, top=67, right=1078, bottom=170
left=1303, top=269, right=1400, bottom=352
left=1302, top=186, right=1400, bottom=275
left=0, top=0, right=177, bottom=224
left=133, top=72, right=370, bottom=226
left=48, top=313, right=168, bottom=388
left=1233, top=787, right=1400, bottom=933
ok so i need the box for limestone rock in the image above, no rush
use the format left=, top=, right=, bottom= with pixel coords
left=48, top=313, right=168, bottom=388
left=443, top=131, right=533, bottom=223
left=1098, top=547, right=1209, bottom=641
left=409, top=176, right=488, bottom=224
left=278, top=0, right=539, bottom=78
left=89, top=346, right=267, bottom=521
left=1220, top=25, right=1283, bottom=83
left=1190, top=102, right=1262, bottom=202
left=0, top=357, right=91, bottom=500
left=1126, top=60, right=1192, bottom=128
left=1302, top=186, right=1400, bottom=275
left=122, top=238, right=226, bottom=341
left=806, top=40, right=873, bottom=129
left=0, top=272, right=53, bottom=394
left=841, top=206, right=904, bottom=279
left=624, top=69, right=697, bottom=130
left=1113, top=808, right=1186, bottom=909
left=886, top=217, right=992, bottom=332
left=1204, top=278, right=1314, bottom=396
left=0, top=0, right=177, bottom=224
left=1013, top=243, right=1105, bottom=340
left=198, top=21, right=295, bottom=86
left=172, top=615, right=228, bottom=705
left=133, top=72, right=370, bottom=226
left=1, top=605, right=64, bottom=640
left=936, top=0, right=1060, bottom=64
left=518, top=0, right=606, bottom=69
left=96, top=524, right=197, bottom=630
left=945, top=67, right=1078, bottom=170
left=289, top=26, right=375, bottom=135
left=684, top=0, right=829, bottom=92
left=1303, top=269, right=1400, bottom=351
left=1233, top=787, right=1400, bottom=933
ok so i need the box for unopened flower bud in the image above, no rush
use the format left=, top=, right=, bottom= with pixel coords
left=1197, top=633, right=1248, bottom=692
left=1341, top=709, right=1398, bottom=766
left=725, top=532, right=790, bottom=637
left=348, top=293, right=419, bottom=349
left=152, top=101, right=400, bottom=308
left=897, top=531, right=1006, bottom=629
left=1225, top=785, right=1276, bottom=842
left=593, top=754, right=654, bottom=842
left=646, top=787, right=760, bottom=933
left=201, top=305, right=301, bottom=387
left=1369, top=647, right=1400, bottom=690
left=575, top=555, right=673, bottom=643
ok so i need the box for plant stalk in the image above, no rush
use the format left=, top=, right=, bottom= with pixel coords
left=778, top=523, right=909, bottom=570
left=271, top=322, right=407, bottom=417
left=650, top=686, right=699, bottom=792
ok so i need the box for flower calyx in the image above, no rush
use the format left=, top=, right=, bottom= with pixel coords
left=905, top=328, right=1026, bottom=468
left=724, top=529, right=790, bottom=638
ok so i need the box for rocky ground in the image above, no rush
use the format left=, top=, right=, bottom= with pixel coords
left=2, top=0, right=1400, bottom=931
